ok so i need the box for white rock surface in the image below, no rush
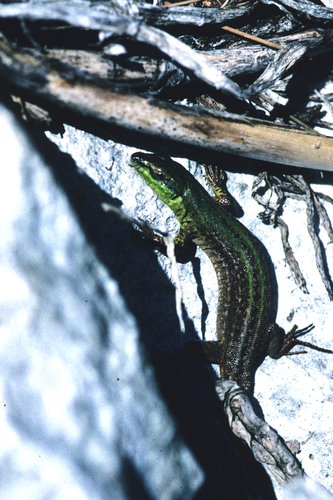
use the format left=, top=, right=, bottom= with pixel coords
left=0, top=105, right=204, bottom=500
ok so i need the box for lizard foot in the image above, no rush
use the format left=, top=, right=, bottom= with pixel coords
left=280, top=324, right=333, bottom=356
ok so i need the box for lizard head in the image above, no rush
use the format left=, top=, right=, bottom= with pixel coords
left=130, top=152, right=190, bottom=216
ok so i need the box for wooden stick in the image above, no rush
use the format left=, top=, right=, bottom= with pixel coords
left=162, top=0, right=200, bottom=7
left=37, top=80, right=333, bottom=172
left=221, top=26, right=283, bottom=50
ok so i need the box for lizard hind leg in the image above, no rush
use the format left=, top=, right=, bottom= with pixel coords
left=270, top=323, right=333, bottom=358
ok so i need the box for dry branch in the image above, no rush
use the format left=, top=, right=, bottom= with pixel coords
left=0, top=0, right=333, bottom=172
left=0, top=0, right=242, bottom=98
left=1, top=35, right=333, bottom=171
left=216, top=381, right=304, bottom=485
left=261, top=0, right=333, bottom=19
left=137, top=0, right=258, bottom=25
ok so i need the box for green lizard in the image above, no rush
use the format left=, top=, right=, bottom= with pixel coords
left=130, top=152, right=333, bottom=394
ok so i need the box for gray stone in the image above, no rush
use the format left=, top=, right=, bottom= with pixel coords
left=0, top=105, right=203, bottom=500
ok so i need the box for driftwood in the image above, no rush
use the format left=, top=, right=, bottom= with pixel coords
left=261, top=0, right=333, bottom=19
left=0, top=1, right=332, bottom=171
left=138, top=0, right=258, bottom=25
left=216, top=381, right=304, bottom=485
left=0, top=1, right=242, bottom=97
left=0, top=31, right=333, bottom=171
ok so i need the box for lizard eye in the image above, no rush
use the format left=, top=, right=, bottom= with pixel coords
left=150, top=166, right=165, bottom=179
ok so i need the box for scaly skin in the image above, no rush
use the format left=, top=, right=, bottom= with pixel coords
left=130, top=152, right=333, bottom=394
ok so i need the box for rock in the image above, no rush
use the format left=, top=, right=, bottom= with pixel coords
left=0, top=104, right=203, bottom=500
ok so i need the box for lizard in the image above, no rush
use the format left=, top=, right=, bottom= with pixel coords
left=130, top=152, right=333, bottom=395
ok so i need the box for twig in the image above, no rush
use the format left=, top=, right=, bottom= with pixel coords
left=277, top=217, right=309, bottom=294
left=289, top=114, right=322, bottom=134
left=291, top=177, right=333, bottom=300
left=221, top=25, right=283, bottom=50
left=162, top=0, right=200, bottom=7
left=216, top=381, right=304, bottom=485
left=313, top=194, right=333, bottom=244
left=258, top=92, right=323, bottom=135
left=251, top=173, right=333, bottom=297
